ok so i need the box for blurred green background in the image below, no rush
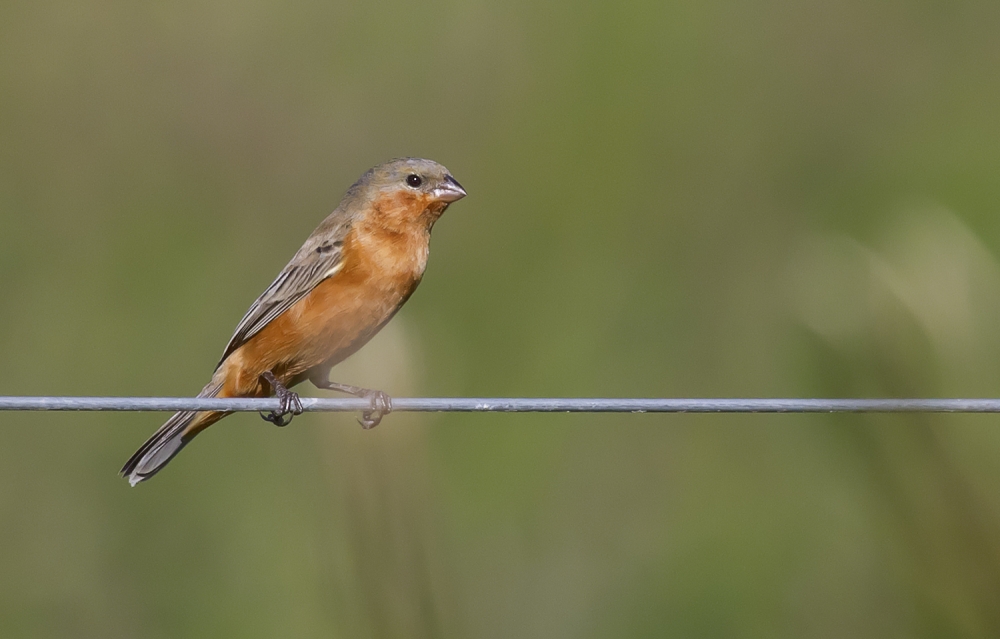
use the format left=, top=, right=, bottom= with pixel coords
left=3, top=0, right=1000, bottom=636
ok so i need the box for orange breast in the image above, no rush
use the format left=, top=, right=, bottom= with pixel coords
left=219, top=219, right=430, bottom=397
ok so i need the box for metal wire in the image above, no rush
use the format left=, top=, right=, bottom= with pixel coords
left=2, top=396, right=1000, bottom=413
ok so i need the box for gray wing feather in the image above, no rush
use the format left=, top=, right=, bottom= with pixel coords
left=215, top=216, right=352, bottom=369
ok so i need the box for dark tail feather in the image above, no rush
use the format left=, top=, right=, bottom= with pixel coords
left=121, top=378, right=225, bottom=486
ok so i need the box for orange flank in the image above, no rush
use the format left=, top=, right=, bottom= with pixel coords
left=218, top=189, right=444, bottom=396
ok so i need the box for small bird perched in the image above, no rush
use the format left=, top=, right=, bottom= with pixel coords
left=122, top=158, right=466, bottom=485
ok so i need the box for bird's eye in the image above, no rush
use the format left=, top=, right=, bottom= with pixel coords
left=406, top=174, right=422, bottom=188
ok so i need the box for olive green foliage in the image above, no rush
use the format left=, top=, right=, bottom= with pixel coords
left=2, top=1, right=1000, bottom=637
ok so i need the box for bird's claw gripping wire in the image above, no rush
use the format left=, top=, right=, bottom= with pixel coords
left=259, top=371, right=303, bottom=427
left=308, top=375, right=391, bottom=428
left=359, top=390, right=391, bottom=429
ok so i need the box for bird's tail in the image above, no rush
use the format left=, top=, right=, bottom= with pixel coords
left=121, top=376, right=228, bottom=486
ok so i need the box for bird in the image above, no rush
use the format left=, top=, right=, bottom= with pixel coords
left=121, top=157, right=466, bottom=486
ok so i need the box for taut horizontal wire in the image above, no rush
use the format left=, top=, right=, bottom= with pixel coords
left=2, top=397, right=1000, bottom=413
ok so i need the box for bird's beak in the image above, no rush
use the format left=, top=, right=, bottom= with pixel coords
left=431, top=175, right=467, bottom=203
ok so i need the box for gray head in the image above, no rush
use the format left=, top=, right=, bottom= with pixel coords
left=349, top=157, right=466, bottom=205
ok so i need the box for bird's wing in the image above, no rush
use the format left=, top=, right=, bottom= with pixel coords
left=215, top=219, right=352, bottom=369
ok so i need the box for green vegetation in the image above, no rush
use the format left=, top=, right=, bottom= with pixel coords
left=2, top=0, right=1000, bottom=636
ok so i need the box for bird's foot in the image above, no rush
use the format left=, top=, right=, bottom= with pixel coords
left=309, top=377, right=391, bottom=429
left=358, top=390, right=391, bottom=429
left=259, top=371, right=303, bottom=427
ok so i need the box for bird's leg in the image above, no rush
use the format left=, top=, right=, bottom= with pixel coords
left=259, top=370, right=303, bottom=427
left=309, top=371, right=391, bottom=429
